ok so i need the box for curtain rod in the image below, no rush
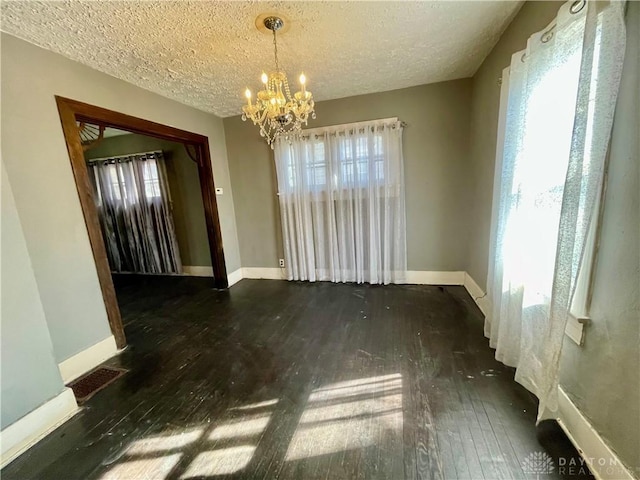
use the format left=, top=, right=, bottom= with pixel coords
left=298, top=117, right=405, bottom=137
left=86, top=150, right=163, bottom=164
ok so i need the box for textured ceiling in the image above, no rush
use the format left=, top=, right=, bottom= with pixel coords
left=2, top=1, right=522, bottom=118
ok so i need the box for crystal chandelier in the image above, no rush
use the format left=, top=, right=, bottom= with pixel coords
left=241, top=16, right=315, bottom=148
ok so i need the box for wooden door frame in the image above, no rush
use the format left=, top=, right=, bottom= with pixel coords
left=56, top=96, right=228, bottom=349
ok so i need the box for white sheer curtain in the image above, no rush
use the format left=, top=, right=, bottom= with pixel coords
left=88, top=150, right=182, bottom=274
left=274, top=118, right=406, bottom=284
left=486, top=0, right=626, bottom=418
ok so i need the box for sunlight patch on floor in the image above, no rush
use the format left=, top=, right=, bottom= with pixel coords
left=309, top=373, right=403, bottom=402
left=125, top=428, right=203, bottom=455
left=285, top=373, right=403, bottom=461
left=97, top=399, right=277, bottom=479
left=209, top=413, right=272, bottom=441
left=230, top=398, right=279, bottom=411
left=99, top=454, right=181, bottom=480
left=179, top=445, right=256, bottom=477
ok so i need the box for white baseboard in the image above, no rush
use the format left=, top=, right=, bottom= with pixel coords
left=227, top=268, right=243, bottom=286
left=242, top=267, right=287, bottom=280
left=235, top=268, right=467, bottom=284
left=463, top=272, right=490, bottom=316
left=58, top=335, right=118, bottom=384
left=0, top=388, right=78, bottom=468
left=186, top=266, right=469, bottom=286
left=557, top=387, right=635, bottom=480
left=182, top=265, right=213, bottom=277
left=181, top=266, right=243, bottom=287
left=403, top=270, right=465, bottom=285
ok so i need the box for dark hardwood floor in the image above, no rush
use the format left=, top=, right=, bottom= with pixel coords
left=2, top=276, right=591, bottom=479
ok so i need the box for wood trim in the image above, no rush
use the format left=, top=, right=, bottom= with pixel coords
left=55, top=97, right=229, bottom=349
left=59, top=96, right=208, bottom=144
left=183, top=144, right=200, bottom=164
left=56, top=97, right=126, bottom=348
left=197, top=140, right=228, bottom=288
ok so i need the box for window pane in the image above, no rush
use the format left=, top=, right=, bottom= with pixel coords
left=143, top=159, right=161, bottom=199
left=109, top=166, right=122, bottom=201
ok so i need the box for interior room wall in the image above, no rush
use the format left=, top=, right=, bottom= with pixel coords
left=467, top=1, right=640, bottom=473
left=85, top=134, right=212, bottom=268
left=225, top=80, right=473, bottom=271
left=1, top=160, right=67, bottom=429
left=1, top=33, right=241, bottom=365
left=559, top=1, right=639, bottom=472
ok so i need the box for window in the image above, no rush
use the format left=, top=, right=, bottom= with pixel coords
left=498, top=36, right=585, bottom=313
left=141, top=158, right=162, bottom=199
left=486, top=0, right=625, bottom=413
left=338, top=135, right=385, bottom=186
left=87, top=150, right=181, bottom=274
left=303, top=141, right=328, bottom=188
left=490, top=2, right=619, bottom=333
left=108, top=167, right=122, bottom=200
left=273, top=118, right=406, bottom=284
left=284, top=131, right=388, bottom=191
left=497, top=59, right=601, bottom=319
left=91, top=155, right=162, bottom=205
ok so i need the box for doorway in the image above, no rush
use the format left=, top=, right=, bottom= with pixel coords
left=56, top=96, right=228, bottom=349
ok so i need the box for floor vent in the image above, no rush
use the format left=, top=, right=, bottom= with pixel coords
left=68, top=366, right=127, bottom=403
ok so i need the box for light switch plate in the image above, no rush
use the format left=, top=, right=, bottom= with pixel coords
left=215, top=187, right=223, bottom=195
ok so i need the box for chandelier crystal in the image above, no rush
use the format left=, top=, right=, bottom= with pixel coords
left=241, top=16, right=315, bottom=148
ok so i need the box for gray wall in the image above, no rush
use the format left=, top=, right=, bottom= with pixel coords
left=466, top=1, right=561, bottom=289
left=225, top=80, right=473, bottom=271
left=1, top=33, right=240, bottom=364
left=467, top=1, right=640, bottom=473
left=1, top=160, right=66, bottom=429
left=86, top=134, right=212, bottom=267
left=559, top=1, right=639, bottom=473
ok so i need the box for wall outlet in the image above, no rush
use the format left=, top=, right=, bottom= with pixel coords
left=279, top=258, right=285, bottom=268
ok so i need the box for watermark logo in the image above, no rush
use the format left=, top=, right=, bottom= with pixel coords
left=522, top=451, right=555, bottom=479
left=522, top=451, right=631, bottom=478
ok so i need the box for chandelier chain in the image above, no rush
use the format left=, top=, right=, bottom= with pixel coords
left=272, top=29, right=279, bottom=72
